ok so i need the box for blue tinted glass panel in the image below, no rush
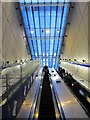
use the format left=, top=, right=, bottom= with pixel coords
left=54, top=39, right=58, bottom=51
left=32, top=40, right=37, bottom=53
left=20, top=2, right=69, bottom=68
left=60, top=29, right=65, bottom=37
left=23, top=18, right=29, bottom=29
left=51, top=29, right=54, bottom=37
left=26, top=29, right=30, bottom=37
left=21, top=7, right=27, bottom=18
left=28, top=39, right=34, bottom=56
left=20, top=0, right=24, bottom=3
left=63, top=5, right=69, bottom=16
left=56, top=17, right=61, bottom=29
left=46, top=17, right=50, bottom=29
left=31, top=0, right=37, bottom=3
left=37, top=40, right=42, bottom=56
left=62, top=17, right=67, bottom=28
left=25, top=0, right=31, bottom=3
left=51, top=17, right=56, bottom=28
left=57, top=39, right=62, bottom=55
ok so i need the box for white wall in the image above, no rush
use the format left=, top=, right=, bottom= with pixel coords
left=60, top=2, right=89, bottom=82
left=2, top=2, right=28, bottom=64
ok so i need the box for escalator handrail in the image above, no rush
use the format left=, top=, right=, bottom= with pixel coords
left=52, top=81, right=66, bottom=120
left=28, top=80, right=41, bottom=119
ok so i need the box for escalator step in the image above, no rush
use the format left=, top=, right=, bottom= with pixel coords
left=38, top=73, right=56, bottom=119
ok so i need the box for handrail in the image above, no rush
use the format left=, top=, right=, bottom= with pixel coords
left=28, top=80, right=41, bottom=119
left=52, top=82, right=66, bottom=120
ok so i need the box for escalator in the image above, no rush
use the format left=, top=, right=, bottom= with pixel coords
left=38, top=72, right=56, bottom=119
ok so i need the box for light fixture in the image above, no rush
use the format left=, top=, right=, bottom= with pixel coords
left=46, top=29, right=50, bottom=34
left=42, top=30, right=43, bottom=33
left=65, top=58, right=67, bottom=61
left=31, top=30, right=34, bottom=34
left=71, top=6, right=74, bottom=8
left=20, top=23, right=22, bottom=26
left=43, top=53, right=45, bottom=56
left=53, top=58, right=55, bottom=62
left=35, top=53, right=37, bottom=57
left=15, top=60, right=17, bottom=63
left=74, top=59, right=76, bottom=61
left=47, top=53, right=48, bottom=56
left=16, top=7, right=19, bottom=10
left=23, top=36, right=26, bottom=39
left=67, top=22, right=70, bottom=25
left=7, top=61, right=9, bottom=64
left=65, top=35, right=67, bottom=37
left=20, top=60, right=23, bottom=62
left=57, top=30, right=60, bottom=33
left=82, top=60, right=85, bottom=63
left=54, top=53, right=56, bottom=56
left=72, top=83, right=74, bottom=86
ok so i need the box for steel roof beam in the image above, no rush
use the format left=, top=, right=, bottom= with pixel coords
left=20, top=3, right=69, bottom=7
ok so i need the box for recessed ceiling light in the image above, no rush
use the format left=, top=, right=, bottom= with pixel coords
left=23, top=36, right=26, bottom=39
left=54, top=53, right=56, bottom=56
left=43, top=53, right=45, bottom=56
left=35, top=53, right=37, bottom=56
left=46, top=29, right=50, bottom=34
left=53, top=58, right=55, bottom=62
left=57, top=30, right=60, bottom=33
left=31, top=30, right=34, bottom=34
left=65, top=35, right=67, bottom=37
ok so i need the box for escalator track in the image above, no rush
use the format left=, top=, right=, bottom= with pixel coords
left=38, top=72, right=56, bottom=119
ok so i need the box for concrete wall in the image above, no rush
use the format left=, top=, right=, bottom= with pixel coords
left=60, top=2, right=89, bottom=81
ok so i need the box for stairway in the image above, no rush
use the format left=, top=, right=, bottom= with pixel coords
left=38, top=72, right=56, bottom=119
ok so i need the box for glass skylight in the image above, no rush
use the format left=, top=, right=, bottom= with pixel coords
left=20, top=0, right=69, bottom=68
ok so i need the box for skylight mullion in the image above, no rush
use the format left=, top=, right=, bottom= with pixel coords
left=28, top=7, right=38, bottom=56
left=31, top=0, right=39, bottom=59
left=24, top=2, right=36, bottom=59
left=44, top=1, right=46, bottom=66
left=37, top=1, right=43, bottom=65
left=55, top=1, right=65, bottom=68
left=49, top=0, right=52, bottom=67
left=51, top=5, right=58, bottom=68
left=57, top=2, right=70, bottom=66
left=32, top=7, right=39, bottom=59
left=54, top=6, right=59, bottom=68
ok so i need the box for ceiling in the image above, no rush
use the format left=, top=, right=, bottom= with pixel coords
left=20, top=0, right=70, bottom=68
